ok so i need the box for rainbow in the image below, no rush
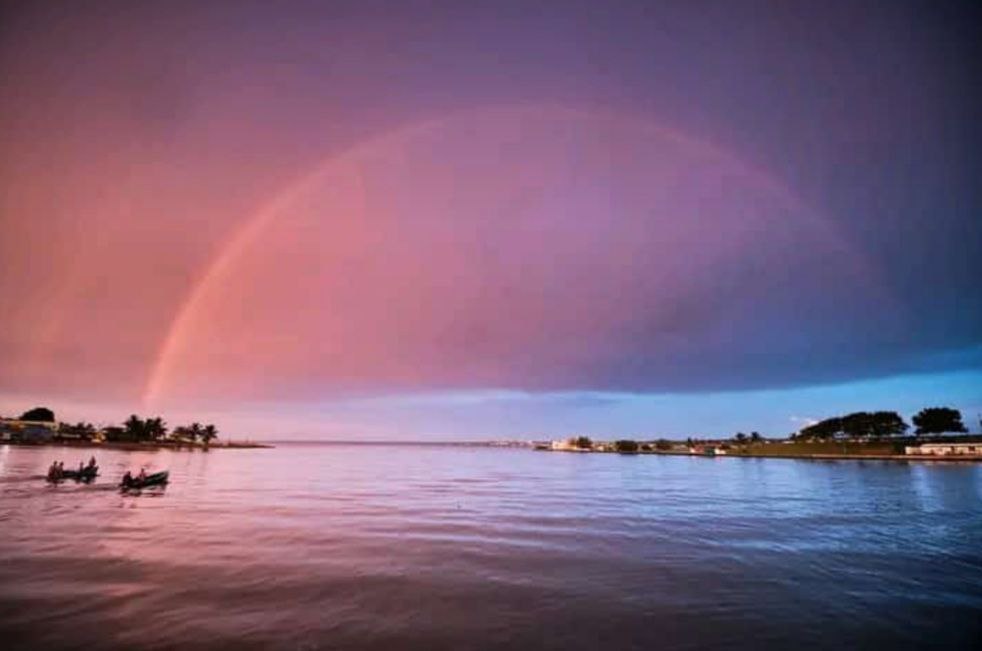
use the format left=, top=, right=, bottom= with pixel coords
left=141, top=104, right=888, bottom=408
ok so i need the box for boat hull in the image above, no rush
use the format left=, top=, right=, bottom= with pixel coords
left=47, top=468, right=99, bottom=482
left=120, top=471, right=169, bottom=490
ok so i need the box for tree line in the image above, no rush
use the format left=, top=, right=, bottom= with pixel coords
left=4, top=407, right=219, bottom=447
left=792, top=407, right=967, bottom=441
left=103, top=415, right=219, bottom=446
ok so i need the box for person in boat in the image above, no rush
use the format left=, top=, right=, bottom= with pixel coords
left=55, top=461, right=63, bottom=480
left=122, top=471, right=133, bottom=488
left=48, top=461, right=57, bottom=480
left=87, top=456, right=96, bottom=470
left=78, top=461, right=85, bottom=475
left=138, top=468, right=147, bottom=482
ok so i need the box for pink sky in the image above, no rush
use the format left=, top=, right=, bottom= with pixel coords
left=1, top=2, right=979, bottom=438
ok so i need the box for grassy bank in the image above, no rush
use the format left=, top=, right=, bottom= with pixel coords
left=727, top=441, right=904, bottom=458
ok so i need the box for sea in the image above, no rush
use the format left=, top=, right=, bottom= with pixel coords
left=1, top=442, right=980, bottom=650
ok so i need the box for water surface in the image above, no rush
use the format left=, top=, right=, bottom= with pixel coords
left=1, top=443, right=980, bottom=649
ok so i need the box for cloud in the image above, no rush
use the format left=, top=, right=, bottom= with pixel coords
left=144, top=107, right=913, bottom=404
left=1, top=3, right=979, bottom=413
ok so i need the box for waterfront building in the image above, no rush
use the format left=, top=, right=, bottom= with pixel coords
left=904, top=443, right=982, bottom=457
left=0, top=418, right=58, bottom=442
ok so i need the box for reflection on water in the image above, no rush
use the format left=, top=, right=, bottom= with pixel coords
left=1, top=443, right=981, bottom=650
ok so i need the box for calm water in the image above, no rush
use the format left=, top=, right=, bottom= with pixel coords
left=1, top=443, right=980, bottom=650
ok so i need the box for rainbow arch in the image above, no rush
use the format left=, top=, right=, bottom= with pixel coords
left=141, top=103, right=888, bottom=407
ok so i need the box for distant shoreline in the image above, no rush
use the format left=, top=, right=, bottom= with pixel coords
left=1, top=440, right=273, bottom=451
left=536, top=448, right=982, bottom=463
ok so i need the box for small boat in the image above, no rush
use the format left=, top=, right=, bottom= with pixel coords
left=62, top=467, right=98, bottom=481
left=46, top=466, right=99, bottom=483
left=120, top=470, right=169, bottom=490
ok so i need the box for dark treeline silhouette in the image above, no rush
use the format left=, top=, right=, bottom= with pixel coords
left=1, top=407, right=215, bottom=448
left=794, top=407, right=970, bottom=441
left=104, top=415, right=219, bottom=446
left=912, top=407, right=967, bottom=435
left=59, top=422, right=96, bottom=438
left=794, top=411, right=908, bottom=440
left=732, top=431, right=763, bottom=444
left=172, top=422, right=219, bottom=446
left=19, top=407, right=55, bottom=422
left=614, top=439, right=640, bottom=453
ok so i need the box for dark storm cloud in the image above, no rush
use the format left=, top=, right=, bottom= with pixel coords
left=0, top=0, right=979, bottom=403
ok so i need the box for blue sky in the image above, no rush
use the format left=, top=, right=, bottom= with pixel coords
left=109, top=368, right=976, bottom=441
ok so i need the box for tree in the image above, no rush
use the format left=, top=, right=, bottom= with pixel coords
left=798, top=417, right=843, bottom=440
left=655, top=439, right=672, bottom=451
left=123, top=415, right=145, bottom=441
left=868, top=412, right=908, bottom=438
left=614, top=439, right=639, bottom=453
left=750, top=431, right=762, bottom=443
left=144, top=417, right=168, bottom=441
left=120, top=415, right=167, bottom=442
left=573, top=436, right=593, bottom=450
left=103, top=426, right=126, bottom=442
left=20, top=407, right=54, bottom=422
left=200, top=424, right=218, bottom=448
left=734, top=432, right=748, bottom=444
left=800, top=411, right=908, bottom=440
left=59, top=421, right=96, bottom=440
left=913, top=407, right=967, bottom=435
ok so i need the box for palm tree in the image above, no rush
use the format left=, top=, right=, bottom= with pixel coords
left=144, top=417, right=168, bottom=442
left=171, top=426, right=189, bottom=444
left=200, top=424, right=218, bottom=448
left=124, top=415, right=145, bottom=441
left=73, top=422, right=96, bottom=441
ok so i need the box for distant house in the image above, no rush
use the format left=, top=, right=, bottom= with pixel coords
left=694, top=445, right=727, bottom=456
left=551, top=438, right=585, bottom=451
left=0, top=418, right=58, bottom=443
left=905, top=443, right=982, bottom=457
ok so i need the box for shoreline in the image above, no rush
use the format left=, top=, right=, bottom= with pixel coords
left=1, top=440, right=273, bottom=451
left=7, top=440, right=980, bottom=462
left=537, top=448, right=982, bottom=463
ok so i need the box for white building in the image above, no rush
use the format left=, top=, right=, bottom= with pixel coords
left=550, top=438, right=592, bottom=451
left=905, top=443, right=982, bottom=456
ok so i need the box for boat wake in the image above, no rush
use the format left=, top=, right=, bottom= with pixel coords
left=0, top=475, right=46, bottom=484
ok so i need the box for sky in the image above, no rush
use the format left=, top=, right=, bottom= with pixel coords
left=1, top=1, right=980, bottom=439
